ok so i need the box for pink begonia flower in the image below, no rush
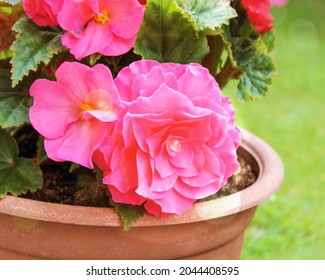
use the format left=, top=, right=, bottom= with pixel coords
left=57, top=0, right=145, bottom=60
left=29, top=62, right=123, bottom=169
left=22, top=0, right=63, bottom=26
left=95, top=60, right=241, bottom=217
left=242, top=0, right=273, bottom=34
left=270, top=0, right=289, bottom=6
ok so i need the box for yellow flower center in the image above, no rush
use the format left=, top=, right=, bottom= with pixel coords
left=94, top=9, right=109, bottom=24
left=79, top=103, right=93, bottom=120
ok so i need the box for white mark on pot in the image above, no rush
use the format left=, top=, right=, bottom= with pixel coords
left=195, top=194, right=242, bottom=225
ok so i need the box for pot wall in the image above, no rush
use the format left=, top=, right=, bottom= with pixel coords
left=0, top=206, right=256, bottom=259
left=0, top=130, right=284, bottom=259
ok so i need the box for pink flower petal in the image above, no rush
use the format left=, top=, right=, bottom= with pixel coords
left=143, top=200, right=173, bottom=218
left=115, top=60, right=161, bottom=102
left=55, top=118, right=109, bottom=168
left=104, top=146, right=138, bottom=193
left=55, top=62, right=90, bottom=102
left=43, top=137, right=66, bottom=163
left=149, top=189, right=195, bottom=215
left=62, top=21, right=136, bottom=60
left=136, top=150, right=153, bottom=197
left=168, top=141, right=194, bottom=168
left=178, top=64, right=222, bottom=102
left=174, top=180, right=221, bottom=200
left=104, top=0, right=145, bottom=39
left=155, top=148, right=176, bottom=179
left=108, top=185, right=146, bottom=206
left=29, top=79, right=79, bottom=139
left=181, top=146, right=221, bottom=187
left=57, top=0, right=96, bottom=31
left=131, top=66, right=178, bottom=99
left=83, top=110, right=119, bottom=122
left=23, top=0, right=63, bottom=26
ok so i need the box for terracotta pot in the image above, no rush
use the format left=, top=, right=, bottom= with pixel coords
left=0, top=130, right=284, bottom=260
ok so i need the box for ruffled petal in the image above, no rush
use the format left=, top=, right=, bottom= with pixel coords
left=149, top=189, right=195, bottom=215
left=108, top=185, right=146, bottom=206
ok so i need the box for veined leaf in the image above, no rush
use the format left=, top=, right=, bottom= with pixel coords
left=0, top=64, right=32, bottom=128
left=10, top=17, right=65, bottom=86
left=134, top=0, right=209, bottom=63
left=175, top=0, right=237, bottom=31
left=237, top=54, right=276, bottom=102
left=227, top=3, right=276, bottom=102
left=0, top=127, right=43, bottom=198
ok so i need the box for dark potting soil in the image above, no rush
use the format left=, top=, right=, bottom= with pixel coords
left=20, top=155, right=257, bottom=207
left=17, top=125, right=257, bottom=207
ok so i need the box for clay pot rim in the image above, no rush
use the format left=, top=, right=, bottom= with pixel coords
left=0, top=129, right=284, bottom=227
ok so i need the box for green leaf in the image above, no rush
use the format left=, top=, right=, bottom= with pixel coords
left=262, top=29, right=276, bottom=53
left=227, top=3, right=276, bottom=101
left=114, top=203, right=145, bottom=231
left=175, top=0, right=237, bottom=31
left=220, top=26, right=236, bottom=66
left=0, top=127, right=43, bottom=198
left=232, top=31, right=276, bottom=101
left=0, top=127, right=17, bottom=170
left=237, top=54, right=276, bottom=102
left=36, top=136, right=48, bottom=164
left=10, top=17, right=65, bottom=87
left=134, top=0, right=209, bottom=63
left=88, top=53, right=102, bottom=66
left=0, top=64, right=32, bottom=128
left=69, top=162, right=80, bottom=173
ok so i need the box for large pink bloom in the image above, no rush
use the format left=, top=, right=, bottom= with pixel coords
left=22, top=0, right=63, bottom=26
left=242, top=0, right=273, bottom=34
left=29, top=62, right=123, bottom=169
left=96, top=60, right=241, bottom=217
left=57, top=0, right=145, bottom=60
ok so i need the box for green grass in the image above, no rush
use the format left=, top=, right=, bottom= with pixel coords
left=223, top=0, right=325, bottom=259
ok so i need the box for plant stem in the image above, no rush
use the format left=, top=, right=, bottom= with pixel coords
left=202, top=35, right=224, bottom=76
left=215, top=57, right=243, bottom=89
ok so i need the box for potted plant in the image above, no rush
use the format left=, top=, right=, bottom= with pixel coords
left=0, top=0, right=285, bottom=259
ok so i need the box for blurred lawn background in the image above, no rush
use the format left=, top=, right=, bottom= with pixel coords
left=224, top=0, right=325, bottom=259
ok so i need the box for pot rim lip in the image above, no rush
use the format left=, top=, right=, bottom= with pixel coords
left=0, top=129, right=284, bottom=227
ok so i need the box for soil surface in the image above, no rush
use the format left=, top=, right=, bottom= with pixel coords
left=17, top=125, right=258, bottom=207
left=21, top=155, right=257, bottom=207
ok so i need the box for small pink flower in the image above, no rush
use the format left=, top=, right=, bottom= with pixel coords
left=270, top=0, right=289, bottom=6
left=242, top=0, right=273, bottom=34
left=57, top=0, right=145, bottom=60
left=29, top=62, right=123, bottom=168
left=96, top=60, right=241, bottom=217
left=22, top=0, right=63, bottom=27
